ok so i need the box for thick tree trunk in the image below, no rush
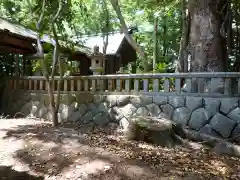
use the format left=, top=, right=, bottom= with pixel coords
left=188, top=0, right=227, bottom=72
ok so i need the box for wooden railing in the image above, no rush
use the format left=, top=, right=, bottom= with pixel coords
left=6, top=72, right=240, bottom=96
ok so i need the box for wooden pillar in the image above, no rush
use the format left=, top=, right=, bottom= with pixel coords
left=119, top=54, right=122, bottom=72
left=22, top=56, right=26, bottom=76
left=70, top=60, right=73, bottom=74
left=103, top=55, right=106, bottom=75
left=26, top=59, right=32, bottom=76
left=15, top=54, right=20, bottom=76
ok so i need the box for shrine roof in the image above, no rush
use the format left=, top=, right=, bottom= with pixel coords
left=79, top=33, right=125, bottom=54
left=0, top=17, right=91, bottom=55
left=0, top=17, right=52, bottom=44
left=0, top=17, right=135, bottom=56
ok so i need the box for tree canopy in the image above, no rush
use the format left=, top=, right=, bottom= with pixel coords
left=0, top=0, right=240, bottom=72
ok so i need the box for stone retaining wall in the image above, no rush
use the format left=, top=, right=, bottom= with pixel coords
left=4, top=92, right=240, bottom=144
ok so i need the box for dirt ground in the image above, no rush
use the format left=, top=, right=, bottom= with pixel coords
left=0, top=119, right=239, bottom=180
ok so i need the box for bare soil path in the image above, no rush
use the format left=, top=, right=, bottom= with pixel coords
left=0, top=118, right=239, bottom=180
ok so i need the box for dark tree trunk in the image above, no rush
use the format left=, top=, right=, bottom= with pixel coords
left=188, top=0, right=227, bottom=72
left=47, top=81, right=59, bottom=127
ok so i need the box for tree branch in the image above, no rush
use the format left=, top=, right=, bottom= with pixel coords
left=102, top=0, right=109, bottom=54
left=50, top=24, right=59, bottom=80
left=50, top=0, right=62, bottom=80
left=56, top=55, right=64, bottom=111
left=26, top=0, right=45, bottom=60
left=109, top=0, right=144, bottom=57
left=52, top=0, right=63, bottom=24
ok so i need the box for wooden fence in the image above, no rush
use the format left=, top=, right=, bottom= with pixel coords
left=6, top=72, right=240, bottom=97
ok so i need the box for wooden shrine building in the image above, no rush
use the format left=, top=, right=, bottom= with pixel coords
left=0, top=17, right=137, bottom=76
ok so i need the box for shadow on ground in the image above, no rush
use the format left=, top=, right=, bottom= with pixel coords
left=0, top=166, right=44, bottom=180
left=1, top=120, right=240, bottom=180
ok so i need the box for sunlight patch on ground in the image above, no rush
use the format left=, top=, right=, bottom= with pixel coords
left=62, top=159, right=112, bottom=179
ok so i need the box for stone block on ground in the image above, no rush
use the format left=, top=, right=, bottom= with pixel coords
left=204, top=98, right=220, bottom=117
left=93, top=112, right=110, bottom=127
left=36, top=105, right=48, bottom=118
left=109, top=107, right=124, bottom=122
left=40, top=94, right=50, bottom=106
left=30, top=94, right=42, bottom=101
left=78, top=104, right=88, bottom=116
left=172, top=107, right=191, bottom=125
left=58, top=112, right=65, bottom=123
left=58, top=104, right=67, bottom=113
left=60, top=94, right=76, bottom=106
left=69, top=102, right=79, bottom=111
left=105, top=95, right=117, bottom=107
left=146, top=103, right=161, bottom=117
left=108, top=108, right=117, bottom=121
left=93, top=95, right=105, bottom=104
left=82, top=111, right=93, bottom=124
left=231, top=124, right=240, bottom=143
left=97, top=102, right=108, bottom=113
left=199, top=124, right=220, bottom=138
left=153, top=96, right=168, bottom=105
left=60, top=105, right=75, bottom=121
left=188, top=108, right=210, bottom=130
left=213, top=142, right=240, bottom=157
left=119, top=117, right=129, bottom=130
left=43, top=111, right=52, bottom=120
left=210, top=113, right=236, bottom=138
left=119, top=104, right=137, bottom=118
left=124, top=116, right=183, bottom=147
left=75, top=94, right=93, bottom=104
left=22, top=93, right=32, bottom=102
left=132, top=116, right=174, bottom=131
left=20, top=101, right=32, bottom=117
left=30, top=101, right=40, bottom=117
left=68, top=111, right=82, bottom=122
left=120, top=117, right=137, bottom=140
left=228, top=107, right=240, bottom=124
left=160, top=104, right=174, bottom=119
left=136, top=107, right=149, bottom=116
left=116, top=95, right=130, bottom=106
left=220, top=98, right=238, bottom=114
left=88, top=103, right=98, bottom=116
left=168, top=96, right=185, bottom=108
left=130, top=96, right=152, bottom=108
left=186, top=97, right=203, bottom=112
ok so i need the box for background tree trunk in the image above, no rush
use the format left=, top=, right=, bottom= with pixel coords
left=176, top=0, right=189, bottom=73
left=153, top=16, right=158, bottom=72
left=188, top=0, right=227, bottom=72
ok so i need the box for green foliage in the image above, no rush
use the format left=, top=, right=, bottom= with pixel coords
left=0, top=0, right=181, bottom=73
left=154, top=62, right=167, bottom=73
left=1, top=0, right=240, bottom=73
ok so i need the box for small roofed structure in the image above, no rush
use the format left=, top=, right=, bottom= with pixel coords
left=78, top=29, right=137, bottom=75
